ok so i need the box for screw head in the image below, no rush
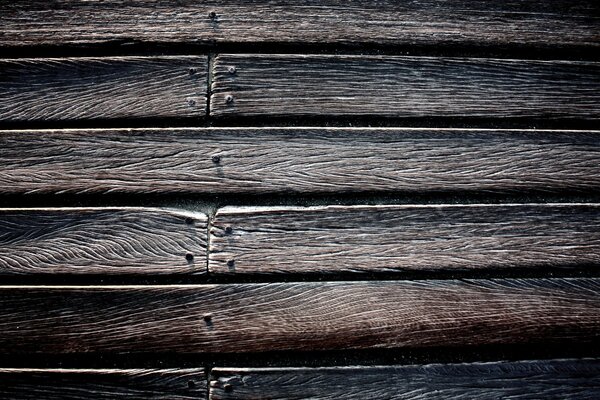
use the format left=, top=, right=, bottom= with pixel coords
left=188, top=99, right=196, bottom=106
left=228, top=66, right=236, bottom=74
left=225, top=95, right=234, bottom=104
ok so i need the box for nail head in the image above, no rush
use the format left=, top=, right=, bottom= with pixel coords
left=228, top=66, right=236, bottom=74
left=223, top=383, right=233, bottom=392
left=225, top=95, right=234, bottom=104
left=212, top=155, right=221, bottom=164
left=209, top=11, right=217, bottom=19
left=225, top=226, right=233, bottom=234
left=186, top=253, right=194, bottom=262
left=227, top=260, right=235, bottom=267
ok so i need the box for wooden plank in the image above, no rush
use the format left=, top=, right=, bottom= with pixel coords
left=0, top=208, right=207, bottom=275
left=210, top=360, right=600, bottom=399
left=1, top=1, right=597, bottom=48
left=0, top=279, right=598, bottom=353
left=1, top=128, right=599, bottom=195
left=0, top=368, right=206, bottom=399
left=211, top=54, right=600, bottom=119
left=210, top=204, right=600, bottom=275
left=0, top=56, right=206, bottom=122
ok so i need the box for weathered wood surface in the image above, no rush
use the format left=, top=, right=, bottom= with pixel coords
left=1, top=128, right=600, bottom=195
left=0, top=208, right=207, bottom=275
left=211, top=55, right=600, bottom=119
left=0, top=368, right=206, bottom=399
left=210, top=360, right=600, bottom=399
left=210, top=204, right=600, bottom=275
left=0, top=279, right=598, bottom=353
left=0, top=57, right=206, bottom=122
left=1, top=1, right=598, bottom=48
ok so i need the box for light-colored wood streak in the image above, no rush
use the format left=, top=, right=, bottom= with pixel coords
left=0, top=279, right=598, bottom=353
left=0, top=56, right=206, bottom=121
left=0, top=208, right=207, bottom=275
left=0, top=1, right=597, bottom=48
left=0, top=368, right=206, bottom=400
left=0, top=128, right=599, bottom=195
left=210, top=204, right=600, bottom=275
left=211, top=54, right=600, bottom=118
left=210, top=360, right=600, bottom=399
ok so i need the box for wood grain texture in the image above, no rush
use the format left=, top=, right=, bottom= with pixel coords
left=210, top=360, right=600, bottom=400
left=0, top=279, right=598, bottom=353
left=1, top=128, right=599, bottom=195
left=0, top=368, right=206, bottom=400
left=211, top=54, right=600, bottom=119
left=0, top=208, right=207, bottom=275
left=0, top=57, right=206, bottom=121
left=0, top=1, right=597, bottom=48
left=210, top=204, right=600, bottom=275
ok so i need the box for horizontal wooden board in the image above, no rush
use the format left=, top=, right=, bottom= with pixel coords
left=1, top=1, right=598, bottom=48
left=0, top=208, right=207, bottom=275
left=0, top=56, right=206, bottom=121
left=210, top=204, right=600, bottom=275
left=0, top=279, right=598, bottom=353
left=210, top=360, right=600, bottom=399
left=1, top=128, right=599, bottom=195
left=0, top=368, right=206, bottom=399
left=211, top=55, right=600, bottom=119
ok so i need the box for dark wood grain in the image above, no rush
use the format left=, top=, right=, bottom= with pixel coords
left=1, top=1, right=597, bottom=48
left=0, top=368, right=206, bottom=399
left=211, top=54, right=600, bottom=119
left=210, top=360, right=600, bottom=400
left=0, top=57, right=206, bottom=121
left=1, top=128, right=599, bottom=195
left=210, top=204, right=600, bottom=275
left=0, top=279, right=598, bottom=353
left=0, top=208, right=207, bottom=275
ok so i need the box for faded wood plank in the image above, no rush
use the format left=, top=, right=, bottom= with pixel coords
left=0, top=368, right=206, bottom=399
left=210, top=204, right=600, bottom=275
left=0, top=57, right=206, bottom=121
left=0, top=1, right=597, bottom=48
left=211, top=55, right=600, bottom=119
left=0, top=279, right=598, bottom=353
left=1, top=128, right=599, bottom=195
left=210, top=360, right=600, bottom=400
left=0, top=208, right=207, bottom=275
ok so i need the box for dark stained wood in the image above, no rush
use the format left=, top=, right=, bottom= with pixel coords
left=1, top=128, right=600, bottom=195
left=0, top=279, right=598, bottom=353
left=0, top=57, right=206, bottom=121
left=0, top=208, right=207, bottom=275
left=0, top=1, right=597, bottom=48
left=211, top=54, right=600, bottom=119
left=209, top=204, right=600, bottom=275
left=210, top=360, right=600, bottom=400
left=0, top=368, right=206, bottom=399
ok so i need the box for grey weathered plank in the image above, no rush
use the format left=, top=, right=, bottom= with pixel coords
left=0, top=279, right=598, bottom=353
left=1, top=128, right=599, bottom=195
left=0, top=368, right=206, bottom=400
left=0, top=57, right=206, bottom=121
left=1, top=1, right=598, bottom=48
left=211, top=55, right=600, bottom=119
left=210, top=204, right=600, bottom=275
left=0, top=208, right=207, bottom=275
left=210, top=360, right=600, bottom=400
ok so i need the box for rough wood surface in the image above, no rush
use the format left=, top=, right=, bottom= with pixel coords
left=1, top=128, right=599, bottom=195
left=0, top=208, right=207, bottom=275
left=211, top=54, right=600, bottom=119
left=210, top=204, right=600, bottom=275
left=0, top=56, right=206, bottom=121
left=210, top=360, right=600, bottom=399
left=1, top=1, right=598, bottom=48
left=0, top=279, right=598, bottom=353
left=0, top=368, right=206, bottom=399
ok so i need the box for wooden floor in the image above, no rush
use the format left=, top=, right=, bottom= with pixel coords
left=0, top=1, right=599, bottom=398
